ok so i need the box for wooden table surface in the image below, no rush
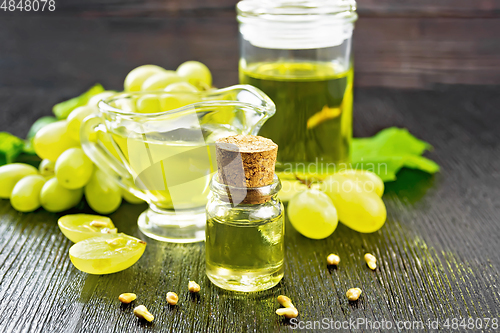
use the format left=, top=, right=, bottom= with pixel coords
left=1, top=85, right=499, bottom=332
left=1, top=3, right=500, bottom=332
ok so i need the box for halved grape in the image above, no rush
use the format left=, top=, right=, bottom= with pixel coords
left=176, top=61, right=212, bottom=90
left=0, top=163, right=39, bottom=198
left=10, top=175, right=46, bottom=212
left=58, top=214, right=117, bottom=243
left=55, top=148, right=94, bottom=189
left=84, top=169, right=122, bottom=214
left=67, top=105, right=98, bottom=142
left=287, top=189, right=338, bottom=239
left=40, top=178, right=84, bottom=212
left=69, top=233, right=146, bottom=274
left=336, top=169, right=384, bottom=197
left=39, top=159, right=56, bottom=178
left=33, top=120, right=79, bottom=161
left=322, top=177, right=386, bottom=233
left=141, top=71, right=183, bottom=91
left=124, top=65, right=165, bottom=92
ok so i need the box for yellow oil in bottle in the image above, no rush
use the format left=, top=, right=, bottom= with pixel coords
left=240, top=61, right=353, bottom=179
left=205, top=212, right=284, bottom=292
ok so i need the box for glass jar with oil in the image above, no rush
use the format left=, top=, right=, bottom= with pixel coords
left=237, top=0, right=357, bottom=180
left=206, top=135, right=284, bottom=292
left=205, top=174, right=284, bottom=292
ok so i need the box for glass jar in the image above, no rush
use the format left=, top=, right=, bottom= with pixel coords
left=237, top=0, right=358, bottom=179
left=205, top=173, right=284, bottom=292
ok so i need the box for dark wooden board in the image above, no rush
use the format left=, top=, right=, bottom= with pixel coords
left=1, top=2, right=500, bottom=331
left=1, top=1, right=500, bottom=90
left=23, top=0, right=500, bottom=16
left=1, top=84, right=499, bottom=332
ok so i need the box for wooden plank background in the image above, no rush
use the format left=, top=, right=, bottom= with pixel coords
left=1, top=1, right=500, bottom=332
left=0, top=0, right=500, bottom=92
left=0, top=85, right=500, bottom=332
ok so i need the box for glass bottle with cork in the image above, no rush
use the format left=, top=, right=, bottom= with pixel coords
left=205, top=134, right=284, bottom=292
left=237, top=0, right=358, bottom=180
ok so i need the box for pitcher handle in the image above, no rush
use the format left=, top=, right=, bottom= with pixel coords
left=80, top=115, right=149, bottom=202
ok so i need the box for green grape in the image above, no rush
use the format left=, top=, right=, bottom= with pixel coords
left=136, top=94, right=162, bottom=113
left=33, top=120, right=79, bottom=161
left=322, top=177, right=386, bottom=233
left=336, top=169, right=384, bottom=197
left=160, top=94, right=184, bottom=111
left=278, top=180, right=321, bottom=202
left=67, top=105, right=98, bottom=142
left=162, top=82, right=200, bottom=110
left=87, top=91, right=117, bottom=108
left=141, top=71, right=183, bottom=91
left=55, top=148, right=94, bottom=189
left=113, top=98, right=136, bottom=112
left=10, top=175, right=46, bottom=212
left=287, top=189, right=338, bottom=239
left=0, top=163, right=39, bottom=198
left=160, top=92, right=200, bottom=111
left=40, top=177, right=84, bottom=212
left=122, top=189, right=145, bottom=204
left=69, top=233, right=146, bottom=274
left=278, top=180, right=308, bottom=202
left=84, top=169, right=122, bottom=214
left=39, top=159, right=56, bottom=178
left=58, top=214, right=117, bottom=243
left=164, top=82, right=199, bottom=93
left=124, top=65, right=165, bottom=92
left=176, top=61, right=212, bottom=90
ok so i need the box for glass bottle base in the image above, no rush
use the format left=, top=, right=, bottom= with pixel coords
left=206, top=262, right=284, bottom=292
left=137, top=205, right=206, bottom=243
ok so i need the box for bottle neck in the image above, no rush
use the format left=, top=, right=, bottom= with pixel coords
left=210, top=172, right=281, bottom=205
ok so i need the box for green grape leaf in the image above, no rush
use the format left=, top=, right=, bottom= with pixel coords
left=0, top=132, right=25, bottom=166
left=23, top=116, right=58, bottom=154
left=52, top=83, right=105, bottom=119
left=352, top=127, right=440, bottom=182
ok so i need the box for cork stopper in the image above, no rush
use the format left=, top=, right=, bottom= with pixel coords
left=215, top=134, right=278, bottom=204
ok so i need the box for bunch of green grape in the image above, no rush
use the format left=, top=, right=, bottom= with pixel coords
left=0, top=61, right=213, bottom=215
left=0, top=147, right=142, bottom=214
left=0, top=113, right=144, bottom=214
left=284, top=170, right=387, bottom=239
left=122, top=61, right=213, bottom=113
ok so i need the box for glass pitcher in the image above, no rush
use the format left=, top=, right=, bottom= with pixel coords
left=237, top=0, right=357, bottom=180
left=80, top=85, right=275, bottom=243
